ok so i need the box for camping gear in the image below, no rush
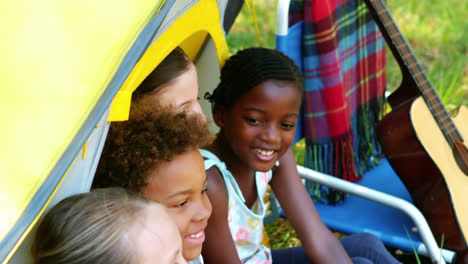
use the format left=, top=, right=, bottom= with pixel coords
left=366, top=0, right=468, bottom=255
left=274, top=0, right=457, bottom=262
left=281, top=0, right=387, bottom=204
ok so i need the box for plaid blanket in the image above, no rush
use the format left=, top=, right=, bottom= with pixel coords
left=289, top=0, right=387, bottom=204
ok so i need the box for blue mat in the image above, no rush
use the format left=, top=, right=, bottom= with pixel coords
left=314, top=158, right=423, bottom=252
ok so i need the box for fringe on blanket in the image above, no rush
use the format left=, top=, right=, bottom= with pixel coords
left=305, top=97, right=386, bottom=204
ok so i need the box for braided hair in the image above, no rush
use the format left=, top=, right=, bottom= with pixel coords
left=204, top=47, right=303, bottom=109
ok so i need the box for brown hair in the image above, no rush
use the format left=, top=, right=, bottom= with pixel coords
left=132, top=47, right=192, bottom=101
left=92, top=105, right=213, bottom=192
left=32, top=187, right=163, bottom=264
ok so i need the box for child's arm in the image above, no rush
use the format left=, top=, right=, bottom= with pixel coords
left=202, top=167, right=243, bottom=264
left=270, top=149, right=353, bottom=264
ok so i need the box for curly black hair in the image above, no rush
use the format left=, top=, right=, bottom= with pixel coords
left=92, top=105, right=213, bottom=192
left=204, top=47, right=303, bottom=109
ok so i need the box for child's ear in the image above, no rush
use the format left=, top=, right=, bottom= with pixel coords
left=212, top=105, right=226, bottom=128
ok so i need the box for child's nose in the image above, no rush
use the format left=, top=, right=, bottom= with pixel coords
left=191, top=102, right=205, bottom=119
left=193, top=197, right=212, bottom=222
left=259, top=124, right=280, bottom=145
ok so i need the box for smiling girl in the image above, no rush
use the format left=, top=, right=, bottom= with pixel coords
left=93, top=106, right=213, bottom=264
left=200, top=47, right=400, bottom=264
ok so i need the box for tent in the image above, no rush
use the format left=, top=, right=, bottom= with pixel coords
left=0, top=0, right=243, bottom=262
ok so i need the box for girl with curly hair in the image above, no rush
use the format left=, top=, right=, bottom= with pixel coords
left=93, top=105, right=213, bottom=264
left=94, top=47, right=212, bottom=264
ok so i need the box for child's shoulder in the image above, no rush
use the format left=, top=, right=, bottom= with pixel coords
left=199, top=149, right=221, bottom=163
left=199, top=149, right=232, bottom=177
left=199, top=149, right=233, bottom=209
left=187, top=255, right=204, bottom=264
left=199, top=149, right=226, bottom=187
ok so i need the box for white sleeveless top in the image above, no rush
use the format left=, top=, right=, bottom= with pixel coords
left=201, top=149, right=272, bottom=264
left=188, top=255, right=204, bottom=264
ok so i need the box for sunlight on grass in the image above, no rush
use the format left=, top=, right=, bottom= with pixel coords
left=228, top=0, right=467, bottom=110
left=264, top=218, right=301, bottom=249
left=226, top=0, right=278, bottom=52
left=385, top=0, right=468, bottom=110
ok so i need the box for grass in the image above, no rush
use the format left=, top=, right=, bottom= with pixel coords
left=385, top=0, right=468, bottom=110
left=227, top=0, right=468, bottom=110
left=226, top=1, right=278, bottom=53
left=226, top=0, right=467, bottom=263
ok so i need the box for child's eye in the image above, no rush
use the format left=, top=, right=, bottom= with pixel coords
left=174, top=200, right=188, bottom=208
left=281, top=122, right=296, bottom=129
left=245, top=117, right=261, bottom=125
left=202, top=187, right=208, bottom=194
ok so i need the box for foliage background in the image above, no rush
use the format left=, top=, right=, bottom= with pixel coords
left=226, top=0, right=468, bottom=109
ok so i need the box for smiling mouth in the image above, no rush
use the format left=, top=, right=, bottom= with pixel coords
left=254, top=148, right=276, bottom=160
left=187, top=231, right=203, bottom=239
left=184, top=229, right=206, bottom=245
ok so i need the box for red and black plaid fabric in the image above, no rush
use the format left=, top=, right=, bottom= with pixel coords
left=290, top=0, right=387, bottom=204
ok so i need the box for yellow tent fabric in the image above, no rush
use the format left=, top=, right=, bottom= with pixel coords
left=108, top=0, right=229, bottom=121
left=0, top=0, right=162, bottom=244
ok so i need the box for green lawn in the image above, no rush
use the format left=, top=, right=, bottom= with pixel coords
left=226, top=0, right=467, bottom=263
left=227, top=0, right=467, bottom=109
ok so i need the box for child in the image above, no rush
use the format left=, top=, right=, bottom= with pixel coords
left=32, top=187, right=187, bottom=264
left=201, top=47, right=401, bottom=264
left=132, top=46, right=204, bottom=117
left=93, top=105, right=213, bottom=264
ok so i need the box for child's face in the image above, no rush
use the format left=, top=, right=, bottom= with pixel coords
left=136, top=205, right=187, bottom=264
left=144, top=63, right=204, bottom=119
left=216, top=80, right=301, bottom=172
left=141, top=148, right=212, bottom=261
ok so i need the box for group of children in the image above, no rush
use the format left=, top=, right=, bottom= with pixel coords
left=32, top=47, right=401, bottom=264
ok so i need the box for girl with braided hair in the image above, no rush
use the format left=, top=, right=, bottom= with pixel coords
left=201, top=47, right=400, bottom=264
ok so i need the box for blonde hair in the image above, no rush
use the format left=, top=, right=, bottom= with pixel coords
left=32, top=187, right=160, bottom=264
